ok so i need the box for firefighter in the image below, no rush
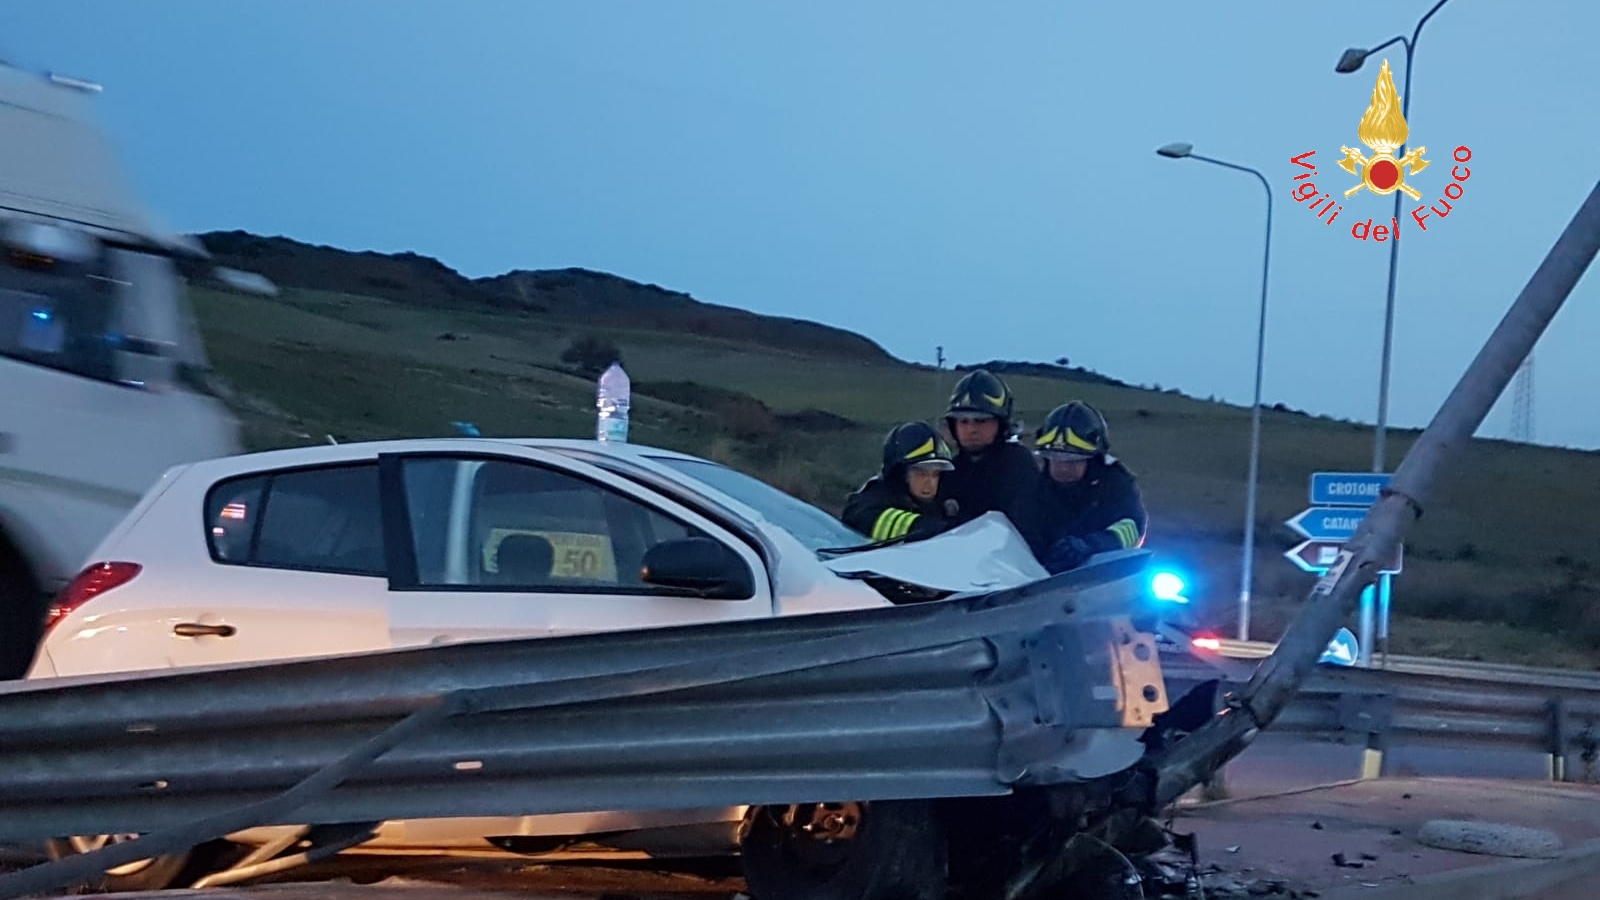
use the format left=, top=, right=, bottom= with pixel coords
left=938, top=369, right=1038, bottom=529
left=841, top=421, right=960, bottom=543
left=1020, top=400, right=1148, bottom=574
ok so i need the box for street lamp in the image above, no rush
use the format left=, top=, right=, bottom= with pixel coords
left=1337, top=0, right=1456, bottom=666
left=1335, top=0, right=1456, bottom=474
left=1155, top=141, right=1273, bottom=642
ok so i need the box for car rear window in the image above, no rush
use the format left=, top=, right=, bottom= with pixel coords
left=204, top=463, right=385, bottom=576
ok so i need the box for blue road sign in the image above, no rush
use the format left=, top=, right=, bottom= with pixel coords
left=1285, top=506, right=1368, bottom=541
left=1319, top=627, right=1360, bottom=667
left=1309, top=471, right=1391, bottom=507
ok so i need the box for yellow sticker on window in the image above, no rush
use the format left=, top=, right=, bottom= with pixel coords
left=483, top=528, right=618, bottom=582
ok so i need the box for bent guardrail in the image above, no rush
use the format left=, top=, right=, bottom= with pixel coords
left=1160, top=655, right=1600, bottom=785
left=0, top=552, right=1176, bottom=899
left=1210, top=638, right=1600, bottom=693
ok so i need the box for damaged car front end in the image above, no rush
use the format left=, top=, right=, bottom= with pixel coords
left=730, top=547, right=1231, bottom=900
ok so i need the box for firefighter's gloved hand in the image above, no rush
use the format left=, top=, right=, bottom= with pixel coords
left=1043, top=535, right=1093, bottom=574
left=907, top=514, right=949, bottom=541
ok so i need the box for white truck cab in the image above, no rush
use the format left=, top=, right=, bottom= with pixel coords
left=0, top=62, right=263, bottom=678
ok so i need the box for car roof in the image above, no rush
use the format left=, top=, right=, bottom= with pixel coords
left=161, top=436, right=823, bottom=548
left=165, top=435, right=769, bottom=521
left=511, top=437, right=708, bottom=464
left=175, top=436, right=704, bottom=473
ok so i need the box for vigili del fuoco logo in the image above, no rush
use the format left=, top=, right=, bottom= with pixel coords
left=1290, top=59, right=1473, bottom=242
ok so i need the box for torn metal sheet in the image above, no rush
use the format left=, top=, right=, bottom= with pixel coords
left=819, top=512, right=1050, bottom=592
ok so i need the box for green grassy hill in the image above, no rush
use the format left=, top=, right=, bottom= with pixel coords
left=191, top=231, right=1600, bottom=670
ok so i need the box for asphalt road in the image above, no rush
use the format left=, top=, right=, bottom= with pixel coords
left=1217, top=729, right=1580, bottom=797
left=259, top=857, right=745, bottom=898
left=0, top=850, right=747, bottom=900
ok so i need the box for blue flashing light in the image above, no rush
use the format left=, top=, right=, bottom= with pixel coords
left=1151, top=570, right=1189, bottom=604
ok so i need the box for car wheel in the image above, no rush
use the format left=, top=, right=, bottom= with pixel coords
left=739, top=800, right=947, bottom=900
left=45, top=834, right=195, bottom=892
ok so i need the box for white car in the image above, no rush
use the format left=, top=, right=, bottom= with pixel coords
left=27, top=436, right=1050, bottom=891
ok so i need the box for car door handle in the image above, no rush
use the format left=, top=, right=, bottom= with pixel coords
left=173, top=622, right=237, bottom=638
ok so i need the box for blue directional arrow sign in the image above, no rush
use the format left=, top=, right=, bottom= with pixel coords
left=1285, top=507, right=1368, bottom=542
left=1309, top=471, right=1391, bottom=507
left=1318, top=627, right=1360, bottom=667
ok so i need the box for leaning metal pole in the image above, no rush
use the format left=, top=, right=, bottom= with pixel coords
left=1151, top=177, right=1600, bottom=806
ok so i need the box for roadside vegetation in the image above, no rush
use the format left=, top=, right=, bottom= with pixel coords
left=191, top=231, right=1600, bottom=670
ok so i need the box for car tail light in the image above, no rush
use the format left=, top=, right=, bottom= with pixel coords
left=44, top=562, right=143, bottom=632
left=1191, top=635, right=1222, bottom=652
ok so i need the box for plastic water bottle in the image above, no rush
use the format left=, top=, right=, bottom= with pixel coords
left=595, top=361, right=630, bottom=442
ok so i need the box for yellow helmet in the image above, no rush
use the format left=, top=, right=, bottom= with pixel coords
left=882, top=421, right=955, bottom=474
left=1035, top=401, right=1109, bottom=460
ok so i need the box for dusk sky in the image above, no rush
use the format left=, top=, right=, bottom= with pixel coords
left=8, top=0, right=1597, bottom=450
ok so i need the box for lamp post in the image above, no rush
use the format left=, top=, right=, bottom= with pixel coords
left=1336, top=0, right=1456, bottom=665
left=1335, top=0, right=1456, bottom=474
left=1156, top=142, right=1273, bottom=642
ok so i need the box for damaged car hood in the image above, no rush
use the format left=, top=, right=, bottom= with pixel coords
left=819, top=512, right=1050, bottom=593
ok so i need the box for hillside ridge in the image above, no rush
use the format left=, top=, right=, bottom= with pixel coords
left=197, top=230, right=896, bottom=364
left=194, top=230, right=1133, bottom=387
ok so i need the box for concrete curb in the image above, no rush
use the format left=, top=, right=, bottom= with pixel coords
left=1318, top=838, right=1600, bottom=900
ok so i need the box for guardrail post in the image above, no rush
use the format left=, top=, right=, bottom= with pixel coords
left=1360, top=728, right=1388, bottom=780
left=1578, top=718, right=1599, bottom=784
left=1547, top=698, right=1568, bottom=782
left=1338, top=689, right=1394, bottom=782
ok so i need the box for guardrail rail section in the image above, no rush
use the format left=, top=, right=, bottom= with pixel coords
left=1197, top=641, right=1600, bottom=782
left=0, top=553, right=1177, bottom=900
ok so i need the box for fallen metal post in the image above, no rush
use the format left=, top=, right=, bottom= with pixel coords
left=1152, top=177, right=1600, bottom=807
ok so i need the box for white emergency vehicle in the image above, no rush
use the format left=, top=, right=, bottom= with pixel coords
left=0, top=62, right=269, bottom=680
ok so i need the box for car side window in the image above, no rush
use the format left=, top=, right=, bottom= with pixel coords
left=396, top=456, right=713, bottom=592
left=204, top=464, right=386, bottom=576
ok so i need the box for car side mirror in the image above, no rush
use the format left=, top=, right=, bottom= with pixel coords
left=640, top=537, right=754, bottom=600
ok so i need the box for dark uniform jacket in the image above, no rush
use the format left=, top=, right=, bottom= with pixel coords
left=1016, top=456, right=1148, bottom=569
left=841, top=475, right=957, bottom=543
left=940, top=439, right=1039, bottom=531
